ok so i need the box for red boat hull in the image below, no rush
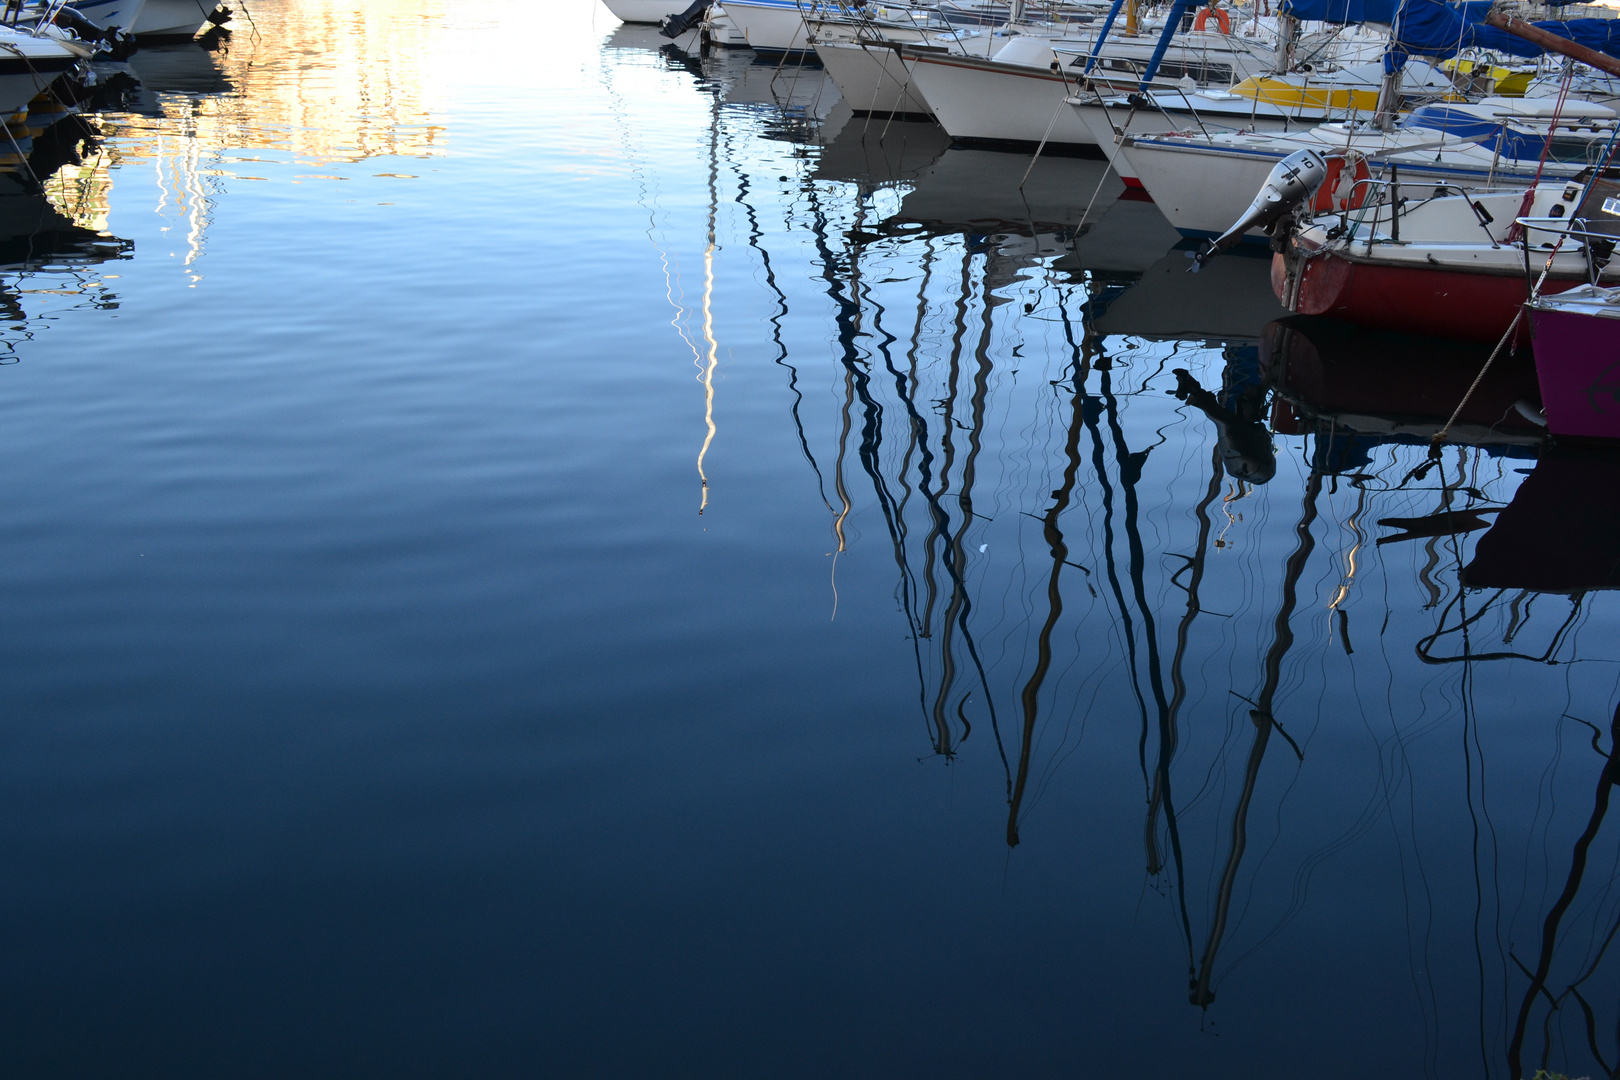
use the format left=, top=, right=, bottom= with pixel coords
left=1273, top=250, right=1582, bottom=344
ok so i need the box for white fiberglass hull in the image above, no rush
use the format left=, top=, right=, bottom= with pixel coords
left=0, top=30, right=80, bottom=116
left=1118, top=138, right=1295, bottom=240
left=131, top=0, right=214, bottom=38
left=720, top=0, right=816, bottom=53
left=600, top=0, right=678, bottom=23
left=60, top=0, right=147, bottom=29
left=814, top=40, right=930, bottom=116
left=905, top=50, right=1098, bottom=147
left=1071, top=100, right=1139, bottom=177
left=1070, top=98, right=1303, bottom=183
left=1119, top=129, right=1586, bottom=242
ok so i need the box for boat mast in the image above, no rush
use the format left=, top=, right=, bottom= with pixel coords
left=1272, top=10, right=1297, bottom=73
left=1372, top=65, right=1402, bottom=129
left=1125, top=0, right=1138, bottom=36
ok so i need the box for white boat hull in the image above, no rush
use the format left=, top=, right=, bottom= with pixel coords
left=0, top=31, right=80, bottom=116
left=1119, top=132, right=1585, bottom=241
left=719, top=0, right=816, bottom=53
left=131, top=0, right=214, bottom=38
left=1070, top=98, right=1301, bottom=184
left=814, top=40, right=930, bottom=116
left=600, top=0, right=678, bottom=23
left=1117, top=138, right=1289, bottom=239
left=905, top=51, right=1098, bottom=147
left=59, top=0, right=146, bottom=29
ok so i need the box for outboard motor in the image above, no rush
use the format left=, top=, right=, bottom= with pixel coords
left=660, top=0, right=711, bottom=38
left=1189, top=148, right=1328, bottom=271
left=51, top=6, right=136, bottom=59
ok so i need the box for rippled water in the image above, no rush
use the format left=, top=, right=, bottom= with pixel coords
left=4, top=2, right=1620, bottom=1076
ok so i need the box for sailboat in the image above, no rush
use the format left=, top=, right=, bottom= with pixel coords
left=711, top=0, right=849, bottom=54
left=900, top=17, right=1295, bottom=149
left=1113, top=0, right=1620, bottom=236
left=7, top=0, right=145, bottom=32
left=1521, top=284, right=1620, bottom=442
left=810, top=7, right=1008, bottom=118
left=601, top=0, right=685, bottom=23
left=0, top=23, right=91, bottom=120
left=129, top=0, right=222, bottom=39
left=1271, top=176, right=1619, bottom=341
left=1066, top=0, right=1424, bottom=156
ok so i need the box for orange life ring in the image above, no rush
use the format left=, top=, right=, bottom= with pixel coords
left=1313, top=153, right=1372, bottom=213
left=1193, top=5, right=1232, bottom=32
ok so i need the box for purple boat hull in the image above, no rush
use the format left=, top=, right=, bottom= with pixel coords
left=1530, top=305, right=1620, bottom=442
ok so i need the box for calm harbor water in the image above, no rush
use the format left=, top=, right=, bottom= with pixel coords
left=3, top=2, right=1619, bottom=1076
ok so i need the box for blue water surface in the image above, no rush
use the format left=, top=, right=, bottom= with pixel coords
left=1, top=3, right=1618, bottom=1077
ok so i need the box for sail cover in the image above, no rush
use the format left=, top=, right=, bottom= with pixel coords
left=1277, top=0, right=1397, bottom=24
left=1388, top=0, right=1620, bottom=68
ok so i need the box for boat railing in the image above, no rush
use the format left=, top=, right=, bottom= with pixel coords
left=1337, top=177, right=1506, bottom=249
left=1515, top=216, right=1620, bottom=245
left=1516, top=216, right=1620, bottom=284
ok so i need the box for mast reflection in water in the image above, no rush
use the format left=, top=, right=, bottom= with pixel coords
left=607, top=28, right=1620, bottom=1079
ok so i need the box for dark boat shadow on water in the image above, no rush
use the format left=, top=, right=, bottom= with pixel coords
left=125, top=41, right=232, bottom=109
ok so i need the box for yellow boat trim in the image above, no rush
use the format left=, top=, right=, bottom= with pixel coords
left=1230, top=75, right=1381, bottom=112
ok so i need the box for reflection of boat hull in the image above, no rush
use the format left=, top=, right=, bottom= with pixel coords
left=1463, top=451, right=1620, bottom=592
left=813, top=40, right=930, bottom=116
left=812, top=113, right=950, bottom=187
left=1095, top=245, right=1284, bottom=340
left=600, top=0, right=678, bottom=22
left=1277, top=248, right=1581, bottom=343
left=1260, top=316, right=1543, bottom=446
left=1069, top=191, right=1180, bottom=273
left=0, top=187, right=131, bottom=270
left=1528, top=290, right=1620, bottom=442
left=895, top=145, right=1111, bottom=231
left=126, top=41, right=229, bottom=97
left=131, top=0, right=216, bottom=38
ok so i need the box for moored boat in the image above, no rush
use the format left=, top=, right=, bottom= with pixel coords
left=1120, top=121, right=1595, bottom=244
left=1526, top=284, right=1620, bottom=442
left=808, top=13, right=1005, bottom=117
left=0, top=25, right=89, bottom=119
left=1068, top=58, right=1460, bottom=187
left=816, top=36, right=942, bottom=116
left=905, top=27, right=1283, bottom=150
left=601, top=0, right=683, bottom=23
left=715, top=0, right=836, bottom=54
left=1271, top=178, right=1612, bottom=342
left=129, top=0, right=219, bottom=39
left=15, top=0, right=148, bottom=31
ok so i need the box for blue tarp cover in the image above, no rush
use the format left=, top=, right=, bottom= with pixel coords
left=1277, top=0, right=1397, bottom=24
left=1388, top=0, right=1620, bottom=69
